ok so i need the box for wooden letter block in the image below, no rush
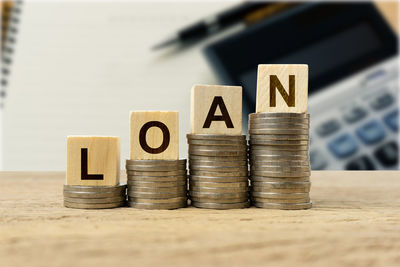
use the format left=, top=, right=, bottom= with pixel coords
left=130, top=111, right=179, bottom=160
left=66, top=136, right=120, bottom=186
left=191, top=84, right=242, bottom=135
left=256, top=64, right=308, bottom=113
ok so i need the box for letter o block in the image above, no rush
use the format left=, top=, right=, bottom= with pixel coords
left=191, top=84, right=242, bottom=135
left=66, top=136, right=120, bottom=186
left=130, top=111, right=179, bottom=160
left=256, top=64, right=308, bottom=113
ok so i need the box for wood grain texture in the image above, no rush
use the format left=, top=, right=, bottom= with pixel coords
left=1, top=171, right=399, bottom=267
left=191, top=84, right=242, bottom=135
left=256, top=64, right=308, bottom=113
left=130, top=111, right=179, bottom=160
left=66, top=136, right=120, bottom=186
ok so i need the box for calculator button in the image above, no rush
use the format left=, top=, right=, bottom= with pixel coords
left=310, top=150, right=328, bottom=170
left=328, top=134, right=358, bottom=158
left=383, top=110, right=398, bottom=132
left=374, top=141, right=398, bottom=167
left=316, top=119, right=341, bottom=137
left=345, top=156, right=375, bottom=170
left=370, top=93, right=394, bottom=110
left=343, top=106, right=367, bottom=123
left=355, top=120, right=386, bottom=145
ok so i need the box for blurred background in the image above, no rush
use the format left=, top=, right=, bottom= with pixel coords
left=1, top=1, right=398, bottom=171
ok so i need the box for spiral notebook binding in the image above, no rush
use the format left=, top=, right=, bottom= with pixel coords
left=1, top=1, right=23, bottom=100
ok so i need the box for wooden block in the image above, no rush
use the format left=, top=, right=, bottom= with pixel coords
left=256, top=64, right=308, bottom=113
left=191, top=84, right=242, bottom=135
left=66, top=136, right=120, bottom=186
left=130, top=111, right=179, bottom=160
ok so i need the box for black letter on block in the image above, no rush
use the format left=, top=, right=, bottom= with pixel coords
left=270, top=75, right=295, bottom=107
left=203, top=96, right=234, bottom=128
left=139, top=121, right=170, bottom=154
left=81, top=148, right=104, bottom=180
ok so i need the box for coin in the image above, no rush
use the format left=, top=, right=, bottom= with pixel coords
left=249, top=149, right=309, bottom=156
left=250, top=170, right=311, bottom=178
left=190, top=181, right=248, bottom=188
left=249, top=113, right=310, bottom=119
left=64, top=201, right=125, bottom=209
left=189, top=165, right=247, bottom=172
left=189, top=175, right=248, bottom=183
left=250, top=166, right=310, bottom=172
left=127, top=191, right=186, bottom=198
left=127, top=180, right=186, bottom=187
left=249, top=117, right=310, bottom=124
left=251, top=181, right=311, bottom=189
left=189, top=185, right=248, bottom=193
left=127, top=201, right=186, bottom=210
left=249, top=139, right=309, bottom=146
left=250, top=191, right=309, bottom=199
left=250, top=176, right=310, bottom=182
left=191, top=201, right=250, bottom=209
left=126, top=159, right=186, bottom=166
left=251, top=197, right=310, bottom=204
left=127, top=185, right=186, bottom=193
left=188, top=139, right=247, bottom=146
left=187, top=134, right=246, bottom=141
left=125, top=165, right=186, bottom=171
left=249, top=134, right=309, bottom=140
left=249, top=145, right=309, bottom=152
left=63, top=190, right=125, bottom=199
left=63, top=184, right=126, bottom=193
left=126, top=170, right=187, bottom=176
left=127, top=175, right=186, bottom=182
left=248, top=160, right=310, bottom=166
left=188, top=149, right=247, bottom=157
left=189, top=154, right=248, bottom=161
left=128, top=196, right=186, bottom=204
left=189, top=191, right=248, bottom=199
left=251, top=187, right=310, bottom=193
left=190, top=196, right=249, bottom=203
left=253, top=201, right=312, bottom=210
left=190, top=170, right=248, bottom=177
left=189, top=160, right=247, bottom=167
left=64, top=196, right=125, bottom=204
left=189, top=144, right=247, bottom=150
left=249, top=123, right=310, bottom=129
left=249, top=154, right=309, bottom=161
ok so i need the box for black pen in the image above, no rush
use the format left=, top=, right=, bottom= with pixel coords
left=152, top=2, right=270, bottom=50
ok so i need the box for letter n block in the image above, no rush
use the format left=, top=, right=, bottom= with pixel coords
left=66, top=136, right=120, bottom=186
left=256, top=64, right=308, bottom=113
left=130, top=111, right=179, bottom=160
left=191, top=84, right=242, bottom=135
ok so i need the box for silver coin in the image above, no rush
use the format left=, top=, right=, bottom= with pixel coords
left=127, top=180, right=186, bottom=188
left=126, top=170, right=187, bottom=176
left=127, top=191, right=186, bottom=199
left=188, top=139, right=247, bottom=146
left=250, top=166, right=311, bottom=172
left=251, top=197, right=310, bottom=204
left=189, top=185, right=248, bottom=193
left=249, top=134, right=309, bottom=141
left=187, top=134, right=246, bottom=141
left=64, top=201, right=125, bottom=209
left=127, top=201, right=187, bottom=210
left=189, top=154, right=247, bottom=161
left=190, top=196, right=249, bottom=203
left=251, top=191, right=309, bottom=199
left=249, top=145, right=309, bottom=151
left=248, top=160, right=310, bottom=166
left=250, top=154, right=309, bottom=161
left=249, top=139, right=309, bottom=146
left=249, top=128, right=309, bottom=135
left=125, top=165, right=186, bottom=171
left=250, top=170, right=311, bottom=178
left=190, top=181, right=248, bottom=188
left=250, top=176, right=310, bottom=182
left=189, top=175, right=248, bottom=183
left=191, top=201, right=250, bottom=209
left=189, top=191, right=248, bottom=199
left=127, top=175, right=186, bottom=182
left=253, top=201, right=312, bottom=210
left=127, top=185, right=186, bottom=193
left=63, top=190, right=125, bottom=199
left=251, top=181, right=310, bottom=189
left=64, top=196, right=125, bottom=204
left=189, top=149, right=247, bottom=157
left=249, top=117, right=310, bottom=124
left=189, top=165, right=247, bottom=172
left=126, top=159, right=186, bottom=166
left=251, top=187, right=310, bottom=193
left=249, top=149, right=309, bottom=156
left=190, top=170, right=248, bottom=177
left=250, top=123, right=310, bottom=130
left=249, top=113, right=310, bottom=119
left=63, top=184, right=126, bottom=193
left=128, top=196, right=186, bottom=204
left=189, top=144, right=247, bottom=150
left=189, top=160, right=247, bottom=167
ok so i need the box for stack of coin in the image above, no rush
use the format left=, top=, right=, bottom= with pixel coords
left=125, top=159, right=187, bottom=209
left=248, top=113, right=312, bottom=210
left=63, top=184, right=127, bottom=209
left=187, top=134, right=250, bottom=209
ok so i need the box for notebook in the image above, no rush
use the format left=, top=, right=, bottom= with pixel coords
left=2, top=1, right=232, bottom=170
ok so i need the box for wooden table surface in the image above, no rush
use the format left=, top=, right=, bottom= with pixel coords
left=0, top=171, right=399, bottom=267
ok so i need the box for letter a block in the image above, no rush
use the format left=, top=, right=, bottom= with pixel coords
left=256, top=64, right=308, bottom=113
left=191, top=84, right=242, bottom=135
left=66, top=136, right=120, bottom=186
left=130, top=111, right=179, bottom=160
